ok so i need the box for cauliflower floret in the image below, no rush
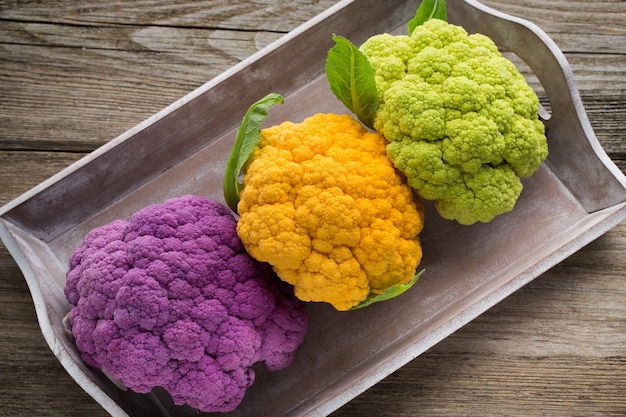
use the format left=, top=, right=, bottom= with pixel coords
left=360, top=18, right=548, bottom=225
left=378, top=75, right=446, bottom=142
left=237, top=113, right=424, bottom=311
left=360, top=33, right=414, bottom=95
left=436, top=164, right=523, bottom=225
left=64, top=195, right=308, bottom=413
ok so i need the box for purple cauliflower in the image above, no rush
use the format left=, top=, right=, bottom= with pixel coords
left=64, top=195, right=308, bottom=413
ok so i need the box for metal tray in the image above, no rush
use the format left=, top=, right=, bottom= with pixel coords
left=2, top=0, right=625, bottom=416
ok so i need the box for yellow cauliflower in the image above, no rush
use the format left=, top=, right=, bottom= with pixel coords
left=235, top=112, right=424, bottom=311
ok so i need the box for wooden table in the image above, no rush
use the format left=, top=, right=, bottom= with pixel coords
left=1, top=1, right=624, bottom=415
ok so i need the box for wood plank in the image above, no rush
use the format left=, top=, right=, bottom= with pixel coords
left=0, top=1, right=339, bottom=152
left=334, top=357, right=626, bottom=416
left=0, top=151, right=86, bottom=205
left=481, top=0, right=626, bottom=33
left=0, top=0, right=340, bottom=31
left=582, top=95, right=626, bottom=157
left=0, top=22, right=277, bottom=151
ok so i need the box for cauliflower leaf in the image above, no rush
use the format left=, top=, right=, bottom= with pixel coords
left=407, top=0, right=447, bottom=35
left=326, top=34, right=380, bottom=129
left=224, top=93, right=284, bottom=213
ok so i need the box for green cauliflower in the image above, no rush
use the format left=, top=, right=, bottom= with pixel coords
left=360, top=18, right=548, bottom=225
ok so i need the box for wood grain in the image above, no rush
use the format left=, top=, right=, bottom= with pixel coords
left=1, top=0, right=625, bottom=416
left=0, top=0, right=338, bottom=151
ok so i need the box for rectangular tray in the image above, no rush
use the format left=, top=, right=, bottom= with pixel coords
left=2, top=0, right=626, bottom=416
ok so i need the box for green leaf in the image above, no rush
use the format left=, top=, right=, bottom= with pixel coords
left=223, top=93, right=284, bottom=213
left=407, top=0, right=447, bottom=34
left=325, top=34, right=380, bottom=129
left=349, top=270, right=425, bottom=310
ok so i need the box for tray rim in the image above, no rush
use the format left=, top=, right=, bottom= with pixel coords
left=2, top=0, right=626, bottom=416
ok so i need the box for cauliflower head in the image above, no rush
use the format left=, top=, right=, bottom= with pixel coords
left=360, top=18, right=548, bottom=225
left=236, top=113, right=424, bottom=311
left=64, top=195, right=308, bottom=413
